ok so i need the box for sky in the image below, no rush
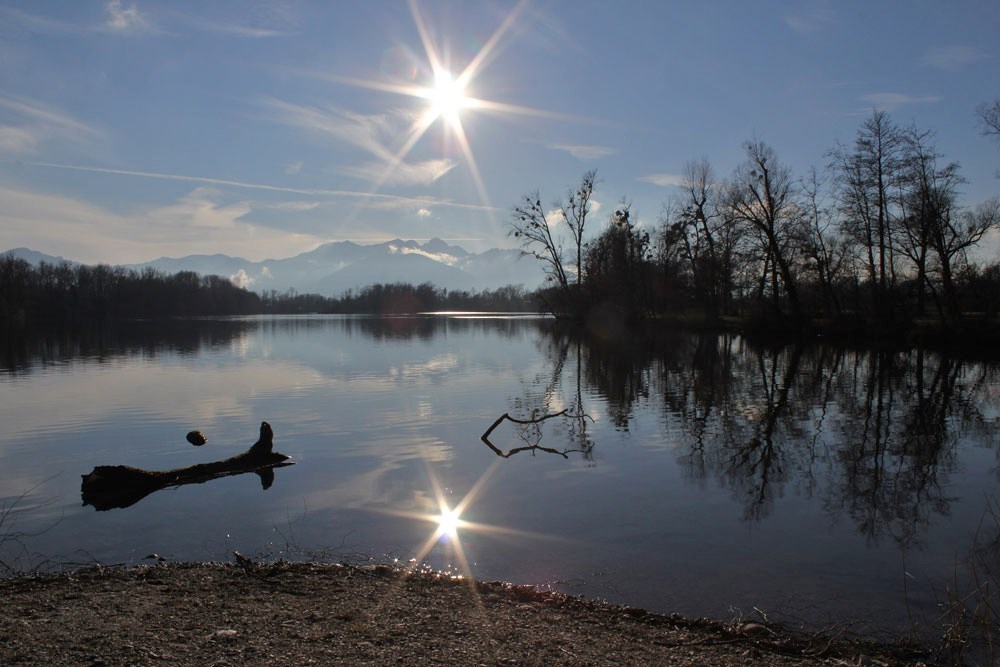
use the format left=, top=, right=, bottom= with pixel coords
left=1, top=0, right=998, bottom=265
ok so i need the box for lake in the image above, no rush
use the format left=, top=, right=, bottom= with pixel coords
left=1, top=315, right=998, bottom=638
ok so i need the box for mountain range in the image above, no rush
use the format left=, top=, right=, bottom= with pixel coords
left=3, top=239, right=547, bottom=296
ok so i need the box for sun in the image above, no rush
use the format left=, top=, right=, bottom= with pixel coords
left=427, top=68, right=470, bottom=123
left=318, top=0, right=592, bottom=214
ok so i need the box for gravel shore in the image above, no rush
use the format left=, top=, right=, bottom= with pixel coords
left=0, top=562, right=930, bottom=666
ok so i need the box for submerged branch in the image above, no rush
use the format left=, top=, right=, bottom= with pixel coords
left=480, top=410, right=593, bottom=459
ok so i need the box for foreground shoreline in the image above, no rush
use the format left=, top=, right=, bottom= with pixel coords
left=0, top=561, right=930, bottom=666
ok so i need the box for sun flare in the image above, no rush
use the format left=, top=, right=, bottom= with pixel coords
left=318, top=0, right=590, bottom=216
left=434, top=505, right=466, bottom=539
left=427, top=69, right=469, bottom=122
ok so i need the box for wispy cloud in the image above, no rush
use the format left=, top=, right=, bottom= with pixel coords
left=24, top=161, right=500, bottom=212
left=146, top=186, right=252, bottom=231
left=105, top=0, right=151, bottom=32
left=262, top=98, right=453, bottom=186
left=0, top=95, right=101, bottom=157
left=0, top=184, right=323, bottom=264
left=785, top=8, right=835, bottom=34
left=0, top=3, right=156, bottom=35
left=4, top=2, right=291, bottom=38
left=546, top=143, right=615, bottom=161
left=340, top=159, right=456, bottom=187
left=173, top=11, right=296, bottom=38
left=921, top=45, right=990, bottom=71
left=260, top=200, right=321, bottom=212
left=0, top=126, right=38, bottom=156
left=638, top=173, right=683, bottom=188
left=0, top=6, right=82, bottom=34
left=858, top=92, right=942, bottom=112
left=392, top=246, right=459, bottom=266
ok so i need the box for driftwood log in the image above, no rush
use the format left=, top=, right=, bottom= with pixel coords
left=81, top=421, right=293, bottom=511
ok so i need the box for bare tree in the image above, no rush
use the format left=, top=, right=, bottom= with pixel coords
left=978, top=99, right=1000, bottom=145
left=800, top=166, right=850, bottom=316
left=930, top=198, right=1000, bottom=325
left=725, top=140, right=804, bottom=322
left=828, top=110, right=905, bottom=309
left=896, top=126, right=963, bottom=318
left=509, top=171, right=596, bottom=318
left=668, top=158, right=729, bottom=322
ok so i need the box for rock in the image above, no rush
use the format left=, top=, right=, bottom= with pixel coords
left=186, top=431, right=207, bottom=446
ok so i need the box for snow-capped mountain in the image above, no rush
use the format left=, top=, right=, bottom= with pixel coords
left=4, top=239, right=546, bottom=296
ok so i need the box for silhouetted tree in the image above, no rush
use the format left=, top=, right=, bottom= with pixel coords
left=979, top=99, right=1000, bottom=149
left=583, top=205, right=652, bottom=321
left=829, top=110, right=905, bottom=317
left=800, top=167, right=850, bottom=317
left=510, top=171, right=596, bottom=319
left=725, top=139, right=804, bottom=323
left=666, top=159, right=735, bottom=322
left=896, top=126, right=963, bottom=321
left=930, top=198, right=1000, bottom=326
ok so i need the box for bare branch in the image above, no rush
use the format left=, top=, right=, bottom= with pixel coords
left=480, top=410, right=593, bottom=459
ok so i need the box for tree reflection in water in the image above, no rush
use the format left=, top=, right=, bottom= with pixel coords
left=524, top=324, right=999, bottom=547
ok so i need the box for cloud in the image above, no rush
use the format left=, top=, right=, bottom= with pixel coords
left=179, top=3, right=299, bottom=38
left=263, top=98, right=454, bottom=187
left=2, top=3, right=157, bottom=35
left=858, top=92, right=942, bottom=112
left=229, top=269, right=254, bottom=289
left=145, top=187, right=253, bottom=231
left=546, top=143, right=615, bottom=160
left=27, top=161, right=500, bottom=212
left=545, top=207, right=566, bottom=228
left=639, top=173, right=683, bottom=188
left=339, top=158, right=457, bottom=187
left=262, top=98, right=395, bottom=156
left=0, top=126, right=38, bottom=155
left=263, top=200, right=321, bottom=212
left=0, top=95, right=101, bottom=157
left=921, top=45, right=991, bottom=71
left=0, top=6, right=81, bottom=34
left=105, top=0, right=150, bottom=32
left=0, top=184, right=325, bottom=264
left=785, top=9, right=834, bottom=33
left=179, top=15, right=295, bottom=38
left=393, top=246, right=459, bottom=266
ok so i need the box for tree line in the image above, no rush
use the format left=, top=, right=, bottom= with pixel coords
left=0, top=261, right=262, bottom=324
left=0, top=256, right=537, bottom=326
left=258, top=282, right=536, bottom=314
left=510, top=109, right=1000, bottom=338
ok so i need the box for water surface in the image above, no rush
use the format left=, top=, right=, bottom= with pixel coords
left=1, top=315, right=998, bottom=636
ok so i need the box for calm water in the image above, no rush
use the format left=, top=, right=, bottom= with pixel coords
left=2, top=315, right=999, bottom=636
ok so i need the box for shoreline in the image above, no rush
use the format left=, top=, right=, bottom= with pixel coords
left=0, top=561, right=932, bottom=666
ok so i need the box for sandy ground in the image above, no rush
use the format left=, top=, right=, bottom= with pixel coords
left=0, top=561, right=932, bottom=666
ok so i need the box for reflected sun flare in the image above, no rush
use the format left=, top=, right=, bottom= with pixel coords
left=433, top=504, right=467, bottom=541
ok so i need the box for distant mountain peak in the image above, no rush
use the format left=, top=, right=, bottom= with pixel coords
left=4, top=238, right=546, bottom=296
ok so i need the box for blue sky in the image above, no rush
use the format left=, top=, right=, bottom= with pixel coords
left=1, top=0, right=998, bottom=264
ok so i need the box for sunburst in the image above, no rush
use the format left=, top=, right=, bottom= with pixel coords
left=318, top=0, right=593, bottom=213
left=425, top=69, right=471, bottom=124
